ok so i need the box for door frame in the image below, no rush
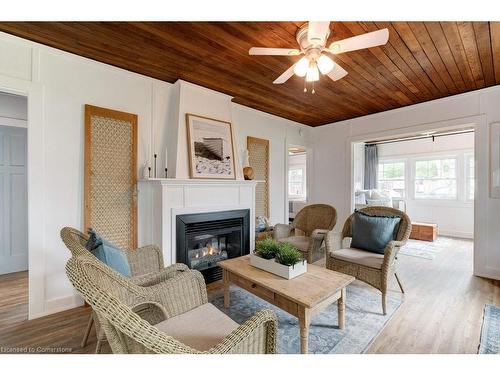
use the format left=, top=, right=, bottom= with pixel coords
left=345, top=114, right=485, bottom=277
left=0, top=74, right=45, bottom=320
left=0, top=124, right=28, bottom=274
left=284, top=141, right=312, bottom=225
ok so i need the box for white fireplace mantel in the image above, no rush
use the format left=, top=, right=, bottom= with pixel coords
left=138, top=178, right=257, bottom=265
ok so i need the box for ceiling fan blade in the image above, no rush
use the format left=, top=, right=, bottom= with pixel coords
left=249, top=47, right=301, bottom=56
left=307, top=21, right=331, bottom=44
left=328, top=28, right=389, bottom=54
left=273, top=64, right=296, bottom=84
left=326, top=63, right=348, bottom=81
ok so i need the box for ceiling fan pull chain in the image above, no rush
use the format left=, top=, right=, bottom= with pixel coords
left=312, top=81, right=316, bottom=94
left=303, top=81, right=307, bottom=93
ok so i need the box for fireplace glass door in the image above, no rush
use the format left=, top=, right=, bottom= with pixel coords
left=176, top=210, right=250, bottom=283
left=186, top=225, right=241, bottom=271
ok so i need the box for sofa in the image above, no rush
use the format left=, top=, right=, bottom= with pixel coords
left=354, top=189, right=406, bottom=212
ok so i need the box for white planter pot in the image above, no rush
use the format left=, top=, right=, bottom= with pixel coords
left=249, top=253, right=307, bottom=279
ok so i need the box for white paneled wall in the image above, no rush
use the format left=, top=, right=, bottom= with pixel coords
left=0, top=32, right=312, bottom=318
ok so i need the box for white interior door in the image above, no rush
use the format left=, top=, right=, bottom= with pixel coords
left=0, top=125, right=28, bottom=274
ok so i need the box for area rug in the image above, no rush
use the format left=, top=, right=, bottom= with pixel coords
left=399, top=237, right=450, bottom=260
left=209, top=283, right=403, bottom=354
left=479, top=304, right=500, bottom=354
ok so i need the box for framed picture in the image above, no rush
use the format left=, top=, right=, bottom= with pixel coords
left=186, top=113, right=237, bottom=180
left=490, top=122, right=500, bottom=198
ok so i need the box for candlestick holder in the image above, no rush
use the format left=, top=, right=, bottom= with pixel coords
left=154, top=154, right=157, bottom=178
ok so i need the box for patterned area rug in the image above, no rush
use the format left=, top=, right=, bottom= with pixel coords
left=479, top=304, right=500, bottom=354
left=209, top=283, right=403, bottom=354
left=399, top=237, right=451, bottom=260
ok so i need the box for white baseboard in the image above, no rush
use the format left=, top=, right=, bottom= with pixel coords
left=474, top=266, right=500, bottom=281
left=438, top=230, right=473, bottom=239
left=29, top=293, right=84, bottom=320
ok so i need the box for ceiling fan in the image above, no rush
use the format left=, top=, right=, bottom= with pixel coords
left=249, top=22, right=389, bottom=93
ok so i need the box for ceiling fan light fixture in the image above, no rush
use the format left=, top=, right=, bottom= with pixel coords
left=317, top=55, right=334, bottom=75
left=250, top=23, right=389, bottom=89
left=294, top=57, right=309, bottom=77
left=305, top=63, right=320, bottom=82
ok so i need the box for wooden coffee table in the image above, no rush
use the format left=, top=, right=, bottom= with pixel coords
left=218, top=255, right=355, bottom=354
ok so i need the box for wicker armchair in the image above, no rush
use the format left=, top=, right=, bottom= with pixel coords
left=65, top=255, right=278, bottom=354
left=274, top=204, right=337, bottom=263
left=325, top=206, right=411, bottom=315
left=60, top=227, right=189, bottom=352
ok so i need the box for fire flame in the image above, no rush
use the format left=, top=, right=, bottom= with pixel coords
left=193, top=244, right=220, bottom=259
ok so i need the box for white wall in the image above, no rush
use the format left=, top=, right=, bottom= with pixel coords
left=152, top=80, right=312, bottom=225
left=377, top=133, right=474, bottom=157
left=232, top=104, right=312, bottom=224
left=0, top=31, right=311, bottom=318
left=375, top=133, right=474, bottom=238
left=172, top=81, right=241, bottom=179
left=0, top=32, right=171, bottom=318
left=311, top=86, right=500, bottom=280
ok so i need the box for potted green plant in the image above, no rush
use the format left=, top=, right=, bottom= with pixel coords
left=254, top=237, right=279, bottom=259
left=250, top=239, right=307, bottom=279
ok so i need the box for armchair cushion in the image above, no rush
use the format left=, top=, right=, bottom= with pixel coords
left=351, top=211, right=401, bottom=254
left=154, top=303, right=238, bottom=351
left=329, top=248, right=384, bottom=269
left=279, top=235, right=311, bottom=253
left=86, top=229, right=131, bottom=277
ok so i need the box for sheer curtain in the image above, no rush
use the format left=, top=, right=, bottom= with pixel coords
left=364, top=144, right=378, bottom=189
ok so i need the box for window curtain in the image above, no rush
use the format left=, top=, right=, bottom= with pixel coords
left=364, top=144, right=378, bottom=189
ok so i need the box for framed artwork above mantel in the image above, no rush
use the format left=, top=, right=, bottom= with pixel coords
left=186, top=113, right=237, bottom=180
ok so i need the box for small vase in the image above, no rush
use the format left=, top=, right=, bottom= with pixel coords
left=243, top=166, right=254, bottom=180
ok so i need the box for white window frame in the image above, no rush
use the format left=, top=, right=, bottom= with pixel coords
left=377, top=159, right=407, bottom=197
left=412, top=155, right=459, bottom=201
left=288, top=165, right=307, bottom=201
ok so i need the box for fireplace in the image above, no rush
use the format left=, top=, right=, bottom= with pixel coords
left=176, top=209, right=250, bottom=283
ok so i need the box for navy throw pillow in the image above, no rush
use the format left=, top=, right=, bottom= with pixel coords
left=350, top=211, right=401, bottom=254
left=85, top=228, right=132, bottom=277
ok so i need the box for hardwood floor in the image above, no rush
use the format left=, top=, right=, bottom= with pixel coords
left=367, top=237, right=500, bottom=353
left=0, top=271, right=95, bottom=354
left=0, top=237, right=499, bottom=354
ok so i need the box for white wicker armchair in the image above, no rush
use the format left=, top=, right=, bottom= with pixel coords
left=325, top=207, right=411, bottom=315
left=274, top=204, right=337, bottom=263
left=65, top=255, right=278, bottom=354
left=60, top=227, right=188, bottom=352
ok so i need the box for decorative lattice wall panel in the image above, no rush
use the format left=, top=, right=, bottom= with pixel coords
left=247, top=136, right=270, bottom=218
left=84, top=105, right=138, bottom=250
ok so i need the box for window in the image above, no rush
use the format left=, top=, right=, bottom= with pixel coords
left=414, top=158, right=457, bottom=199
left=289, top=167, right=306, bottom=200
left=466, top=154, right=474, bottom=200
left=377, top=161, right=405, bottom=197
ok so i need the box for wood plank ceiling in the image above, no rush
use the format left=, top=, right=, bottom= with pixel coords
left=0, top=22, right=498, bottom=126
